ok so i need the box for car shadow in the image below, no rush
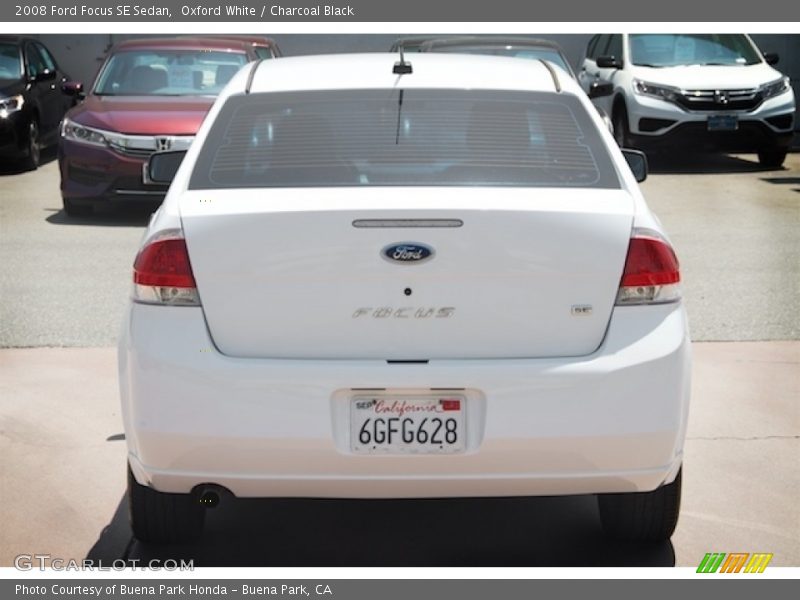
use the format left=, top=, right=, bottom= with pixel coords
left=0, top=147, right=58, bottom=176
left=45, top=202, right=155, bottom=227
left=86, top=493, right=675, bottom=567
left=644, top=151, right=781, bottom=175
left=760, top=175, right=800, bottom=193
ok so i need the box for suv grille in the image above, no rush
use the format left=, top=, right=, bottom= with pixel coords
left=675, top=88, right=762, bottom=112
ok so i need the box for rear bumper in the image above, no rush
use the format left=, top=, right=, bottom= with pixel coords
left=119, top=302, right=691, bottom=498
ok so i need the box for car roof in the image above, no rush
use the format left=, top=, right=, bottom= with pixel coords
left=241, top=53, right=570, bottom=95
left=110, top=37, right=257, bottom=53
left=421, top=36, right=566, bottom=51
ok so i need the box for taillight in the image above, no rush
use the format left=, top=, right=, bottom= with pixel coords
left=616, top=229, right=681, bottom=305
left=133, top=230, right=200, bottom=306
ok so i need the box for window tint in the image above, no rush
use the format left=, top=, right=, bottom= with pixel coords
left=591, top=35, right=609, bottom=60
left=606, top=35, right=623, bottom=61
left=190, top=89, right=620, bottom=190
left=586, top=35, right=599, bottom=59
left=34, top=42, right=56, bottom=72
left=25, top=43, right=46, bottom=78
left=254, top=47, right=274, bottom=59
left=0, top=43, right=23, bottom=79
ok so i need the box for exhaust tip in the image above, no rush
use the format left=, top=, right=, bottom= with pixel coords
left=198, top=490, right=219, bottom=508
left=192, top=484, right=229, bottom=508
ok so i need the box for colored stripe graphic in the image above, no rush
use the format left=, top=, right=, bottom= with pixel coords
left=720, top=553, right=749, bottom=573
left=697, top=553, right=726, bottom=573
left=697, top=552, right=773, bottom=573
left=744, top=553, right=773, bottom=573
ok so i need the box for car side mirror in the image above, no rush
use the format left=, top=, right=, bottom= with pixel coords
left=146, top=151, right=187, bottom=185
left=621, top=149, right=648, bottom=183
left=763, top=52, right=779, bottom=66
left=31, top=69, right=57, bottom=83
left=596, top=55, right=623, bottom=69
left=589, top=79, right=614, bottom=98
left=61, top=81, right=84, bottom=97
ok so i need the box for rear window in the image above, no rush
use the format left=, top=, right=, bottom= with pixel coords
left=189, top=89, right=620, bottom=190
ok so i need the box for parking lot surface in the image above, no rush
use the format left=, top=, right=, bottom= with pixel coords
left=0, top=150, right=798, bottom=567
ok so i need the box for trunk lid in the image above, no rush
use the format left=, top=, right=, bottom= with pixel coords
left=179, top=187, right=633, bottom=359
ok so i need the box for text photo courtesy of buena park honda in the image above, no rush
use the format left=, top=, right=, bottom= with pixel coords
left=0, top=32, right=798, bottom=568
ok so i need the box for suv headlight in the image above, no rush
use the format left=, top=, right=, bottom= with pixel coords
left=633, top=80, right=681, bottom=103
left=760, top=76, right=792, bottom=100
left=0, top=94, right=24, bottom=118
left=61, top=118, right=111, bottom=147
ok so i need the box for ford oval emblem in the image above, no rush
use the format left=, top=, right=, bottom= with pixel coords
left=382, top=242, right=435, bottom=264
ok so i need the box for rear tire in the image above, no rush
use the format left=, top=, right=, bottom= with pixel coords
left=127, top=464, right=205, bottom=544
left=62, top=197, right=93, bottom=217
left=598, top=468, right=682, bottom=541
left=757, top=148, right=788, bottom=168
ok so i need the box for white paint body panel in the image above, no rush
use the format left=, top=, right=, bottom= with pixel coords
left=120, top=302, right=690, bottom=497
left=180, top=188, right=634, bottom=359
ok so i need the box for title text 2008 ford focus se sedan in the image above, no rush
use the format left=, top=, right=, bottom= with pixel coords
left=119, top=53, right=691, bottom=544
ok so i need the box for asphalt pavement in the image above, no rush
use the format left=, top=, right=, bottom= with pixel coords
left=0, top=149, right=798, bottom=567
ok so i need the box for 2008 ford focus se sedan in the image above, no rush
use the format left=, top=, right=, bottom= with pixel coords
left=119, top=53, right=691, bottom=544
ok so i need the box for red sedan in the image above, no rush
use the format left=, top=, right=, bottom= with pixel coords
left=58, top=36, right=280, bottom=216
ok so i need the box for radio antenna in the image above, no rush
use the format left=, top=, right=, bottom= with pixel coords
left=393, top=46, right=413, bottom=75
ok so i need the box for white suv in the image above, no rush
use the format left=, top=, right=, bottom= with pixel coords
left=120, top=53, right=691, bottom=545
left=579, top=34, right=795, bottom=167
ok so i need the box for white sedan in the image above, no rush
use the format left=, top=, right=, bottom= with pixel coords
left=120, top=53, right=691, bottom=544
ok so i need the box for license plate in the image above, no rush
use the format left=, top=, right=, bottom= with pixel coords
left=707, top=115, right=738, bottom=131
left=350, top=395, right=466, bottom=455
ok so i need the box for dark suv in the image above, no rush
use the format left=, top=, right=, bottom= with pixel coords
left=58, top=36, right=280, bottom=215
left=0, top=36, right=76, bottom=170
